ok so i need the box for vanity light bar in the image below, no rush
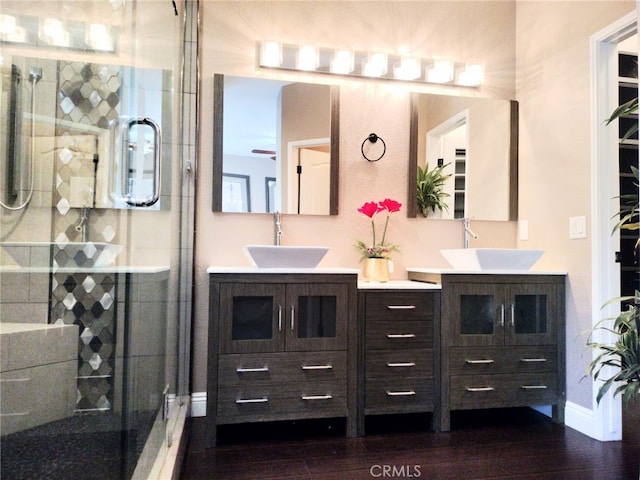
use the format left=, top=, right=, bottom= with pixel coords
left=258, top=42, right=483, bottom=87
left=0, top=13, right=117, bottom=53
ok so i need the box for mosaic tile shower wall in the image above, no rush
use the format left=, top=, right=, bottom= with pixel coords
left=50, top=61, right=123, bottom=412
left=54, top=61, right=120, bottom=245
left=51, top=271, right=118, bottom=412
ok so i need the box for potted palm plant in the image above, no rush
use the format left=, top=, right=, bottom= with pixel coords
left=416, top=162, right=452, bottom=217
left=586, top=97, right=640, bottom=405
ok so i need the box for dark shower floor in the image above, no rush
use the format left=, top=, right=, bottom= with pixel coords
left=1, top=411, right=156, bottom=480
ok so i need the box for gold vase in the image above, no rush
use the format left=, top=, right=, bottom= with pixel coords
left=362, top=257, right=389, bottom=282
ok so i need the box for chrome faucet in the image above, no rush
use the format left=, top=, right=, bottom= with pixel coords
left=274, top=211, right=283, bottom=246
left=75, top=207, right=90, bottom=242
left=463, top=217, right=478, bottom=249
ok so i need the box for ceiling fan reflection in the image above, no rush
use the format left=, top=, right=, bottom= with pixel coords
left=251, top=148, right=276, bottom=161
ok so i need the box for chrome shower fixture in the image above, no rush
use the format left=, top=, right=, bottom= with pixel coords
left=29, top=66, right=42, bottom=83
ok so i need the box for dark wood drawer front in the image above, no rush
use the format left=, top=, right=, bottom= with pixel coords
left=365, top=350, right=433, bottom=380
left=218, top=381, right=347, bottom=418
left=449, top=346, right=557, bottom=375
left=219, top=351, right=347, bottom=386
left=366, top=320, right=432, bottom=350
left=365, top=292, right=433, bottom=322
left=449, top=373, right=558, bottom=409
left=365, top=379, right=434, bottom=411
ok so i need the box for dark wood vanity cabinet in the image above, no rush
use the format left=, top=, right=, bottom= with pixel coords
left=357, top=288, right=441, bottom=434
left=207, top=272, right=358, bottom=447
left=439, top=273, right=566, bottom=431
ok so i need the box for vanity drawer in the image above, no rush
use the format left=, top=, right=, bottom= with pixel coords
left=217, top=381, right=347, bottom=420
left=218, top=351, right=347, bottom=386
left=365, top=379, right=434, bottom=413
left=449, top=373, right=559, bottom=409
left=365, top=350, right=433, bottom=380
left=366, top=320, right=432, bottom=350
left=365, top=292, right=433, bottom=322
left=449, top=346, right=557, bottom=375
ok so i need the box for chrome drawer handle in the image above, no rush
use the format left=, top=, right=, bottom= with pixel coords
left=387, top=362, right=416, bottom=368
left=290, top=305, right=295, bottom=331
left=521, top=385, right=548, bottom=390
left=386, top=390, right=416, bottom=396
left=466, top=387, right=495, bottom=392
left=302, top=365, right=333, bottom=370
left=387, top=305, right=416, bottom=310
left=278, top=305, right=282, bottom=331
left=301, top=394, right=332, bottom=400
left=236, top=397, right=268, bottom=404
left=236, top=367, right=269, bottom=373
left=465, top=359, right=495, bottom=364
left=386, top=334, right=416, bottom=339
left=520, top=358, right=548, bottom=363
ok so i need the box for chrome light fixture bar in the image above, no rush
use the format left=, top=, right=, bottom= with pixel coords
left=0, top=14, right=117, bottom=53
left=258, top=42, right=483, bottom=87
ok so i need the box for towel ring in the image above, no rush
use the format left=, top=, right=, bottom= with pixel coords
left=361, top=133, right=386, bottom=162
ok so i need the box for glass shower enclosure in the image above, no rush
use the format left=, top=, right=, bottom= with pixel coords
left=0, top=1, right=191, bottom=478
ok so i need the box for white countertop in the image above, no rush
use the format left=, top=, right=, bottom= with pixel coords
left=207, top=266, right=359, bottom=274
left=358, top=279, right=441, bottom=290
left=0, top=266, right=170, bottom=274
left=406, top=267, right=568, bottom=275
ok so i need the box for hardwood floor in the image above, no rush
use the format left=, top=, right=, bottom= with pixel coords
left=181, top=408, right=640, bottom=480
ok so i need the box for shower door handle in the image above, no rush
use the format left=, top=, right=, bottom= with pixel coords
left=122, top=117, right=162, bottom=207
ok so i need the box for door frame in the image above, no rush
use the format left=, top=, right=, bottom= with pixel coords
left=589, top=10, right=636, bottom=441
left=284, top=137, right=330, bottom=214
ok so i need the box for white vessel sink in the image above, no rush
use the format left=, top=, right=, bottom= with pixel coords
left=440, top=248, right=544, bottom=271
left=245, top=245, right=329, bottom=268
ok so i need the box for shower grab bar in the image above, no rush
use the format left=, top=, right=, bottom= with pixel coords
left=121, top=117, right=162, bottom=207
left=6, top=65, right=20, bottom=200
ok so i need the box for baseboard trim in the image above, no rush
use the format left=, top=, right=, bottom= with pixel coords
left=564, top=400, right=600, bottom=439
left=191, top=391, right=207, bottom=417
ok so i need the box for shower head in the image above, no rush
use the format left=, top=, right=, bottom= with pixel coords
left=29, top=66, right=42, bottom=83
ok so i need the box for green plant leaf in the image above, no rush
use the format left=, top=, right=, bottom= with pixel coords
left=416, top=162, right=452, bottom=217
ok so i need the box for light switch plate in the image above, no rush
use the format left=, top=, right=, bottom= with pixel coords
left=569, top=216, right=587, bottom=239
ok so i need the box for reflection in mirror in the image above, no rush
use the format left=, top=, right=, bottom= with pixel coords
left=212, top=74, right=339, bottom=215
left=408, top=93, right=518, bottom=221
left=0, top=56, right=170, bottom=211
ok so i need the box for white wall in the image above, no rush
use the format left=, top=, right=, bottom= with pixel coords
left=193, top=0, right=517, bottom=396
left=515, top=0, right=635, bottom=413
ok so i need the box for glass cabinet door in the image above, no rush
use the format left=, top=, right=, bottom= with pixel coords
left=449, top=284, right=503, bottom=346
left=284, top=283, right=348, bottom=351
left=219, top=283, right=286, bottom=354
left=505, top=284, right=558, bottom=345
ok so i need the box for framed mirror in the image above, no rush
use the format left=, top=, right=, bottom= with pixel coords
left=212, top=74, right=339, bottom=215
left=408, top=93, right=518, bottom=221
